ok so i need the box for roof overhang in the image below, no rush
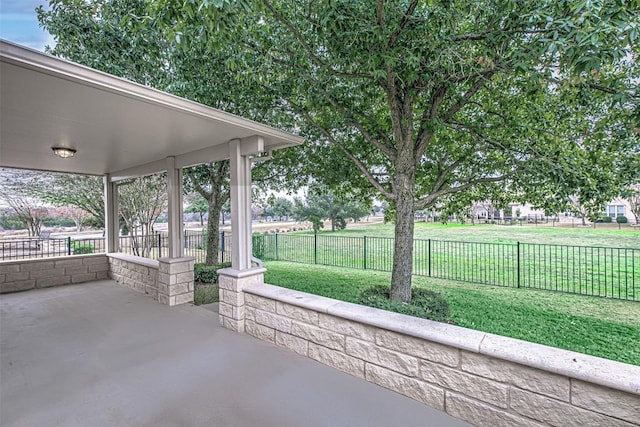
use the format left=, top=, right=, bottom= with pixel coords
left=0, top=40, right=304, bottom=178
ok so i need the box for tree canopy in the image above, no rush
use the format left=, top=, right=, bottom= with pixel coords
left=153, top=0, right=639, bottom=301
left=39, top=0, right=640, bottom=301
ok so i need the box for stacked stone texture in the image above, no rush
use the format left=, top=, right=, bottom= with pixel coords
left=0, top=255, right=109, bottom=293
left=108, top=254, right=194, bottom=306
left=240, top=287, right=640, bottom=427
left=218, top=268, right=265, bottom=332
left=157, top=257, right=195, bottom=306
left=108, top=255, right=159, bottom=299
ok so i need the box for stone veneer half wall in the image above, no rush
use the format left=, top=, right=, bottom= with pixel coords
left=107, top=253, right=194, bottom=306
left=239, top=283, right=639, bottom=427
left=0, top=254, right=109, bottom=293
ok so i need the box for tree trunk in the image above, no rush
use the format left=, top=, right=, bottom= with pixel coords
left=205, top=202, right=222, bottom=265
left=390, top=170, right=416, bottom=303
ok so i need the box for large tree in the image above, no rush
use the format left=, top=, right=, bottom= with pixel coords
left=155, top=0, right=639, bottom=301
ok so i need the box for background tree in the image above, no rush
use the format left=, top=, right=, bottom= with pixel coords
left=567, top=195, right=602, bottom=226
left=183, top=163, right=229, bottom=265
left=118, top=175, right=168, bottom=257
left=0, top=169, right=49, bottom=236
left=35, top=174, right=105, bottom=228
left=3, top=197, right=48, bottom=237
left=264, top=197, right=294, bottom=221
left=185, top=195, right=209, bottom=226
left=626, top=184, right=640, bottom=225
left=294, top=189, right=369, bottom=232
left=56, top=207, right=90, bottom=233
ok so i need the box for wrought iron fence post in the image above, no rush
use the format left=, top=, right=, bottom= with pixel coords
left=517, top=241, right=521, bottom=288
left=275, top=233, right=279, bottom=260
left=363, top=236, right=367, bottom=270
left=314, top=232, right=318, bottom=264
left=67, top=236, right=72, bottom=256
left=157, top=232, right=162, bottom=258
left=221, top=231, right=225, bottom=263
left=428, top=239, right=432, bottom=277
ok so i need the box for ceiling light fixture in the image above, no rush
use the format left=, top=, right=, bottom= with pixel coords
left=51, top=146, right=77, bottom=158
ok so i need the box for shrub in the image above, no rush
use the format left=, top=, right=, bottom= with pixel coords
left=600, top=216, right=613, bottom=223
left=194, top=262, right=231, bottom=284
left=72, top=241, right=94, bottom=254
left=252, top=233, right=266, bottom=259
left=42, top=217, right=75, bottom=227
left=358, top=285, right=450, bottom=322
left=194, top=283, right=219, bottom=305
left=616, top=216, right=628, bottom=224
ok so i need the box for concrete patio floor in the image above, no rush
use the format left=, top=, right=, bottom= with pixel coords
left=1, top=281, right=470, bottom=427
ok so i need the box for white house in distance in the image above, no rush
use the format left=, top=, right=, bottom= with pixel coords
left=509, top=197, right=637, bottom=224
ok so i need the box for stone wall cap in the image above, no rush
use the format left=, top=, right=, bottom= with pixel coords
left=327, top=301, right=486, bottom=353
left=248, top=283, right=640, bottom=396
left=157, top=256, right=196, bottom=264
left=1, top=253, right=107, bottom=266
left=218, top=267, right=266, bottom=279
left=479, top=333, right=640, bottom=395
left=107, top=252, right=159, bottom=268
left=245, top=283, right=338, bottom=313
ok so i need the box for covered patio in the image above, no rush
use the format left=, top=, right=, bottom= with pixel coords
left=1, top=38, right=301, bottom=306
left=0, top=281, right=467, bottom=426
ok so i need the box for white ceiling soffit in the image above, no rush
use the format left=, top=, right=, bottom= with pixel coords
left=0, top=40, right=303, bottom=177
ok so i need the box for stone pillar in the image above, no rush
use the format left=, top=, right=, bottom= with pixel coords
left=103, top=174, right=119, bottom=253
left=157, top=257, right=195, bottom=306
left=218, top=267, right=266, bottom=332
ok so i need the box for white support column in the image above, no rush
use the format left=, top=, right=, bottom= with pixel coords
left=219, top=137, right=266, bottom=331
left=229, top=139, right=253, bottom=270
left=166, top=157, right=184, bottom=258
left=104, top=174, right=119, bottom=253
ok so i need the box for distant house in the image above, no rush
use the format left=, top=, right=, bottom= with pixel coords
left=605, top=197, right=636, bottom=223
left=508, top=197, right=637, bottom=224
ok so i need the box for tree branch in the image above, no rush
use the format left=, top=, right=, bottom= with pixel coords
left=303, top=77, right=398, bottom=161
left=261, top=0, right=373, bottom=80
left=415, top=174, right=510, bottom=210
left=292, top=104, right=395, bottom=201
left=442, top=71, right=496, bottom=120
left=387, top=0, right=419, bottom=48
left=415, top=84, right=446, bottom=158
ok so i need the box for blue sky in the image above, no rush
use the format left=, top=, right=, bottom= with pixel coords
left=0, top=0, right=52, bottom=51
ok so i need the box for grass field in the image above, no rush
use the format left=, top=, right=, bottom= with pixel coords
left=254, top=223, right=640, bottom=300
left=263, top=261, right=640, bottom=366
left=302, top=221, right=640, bottom=247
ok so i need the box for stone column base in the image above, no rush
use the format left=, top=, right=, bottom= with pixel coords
left=217, top=267, right=266, bottom=332
left=157, top=257, right=195, bottom=306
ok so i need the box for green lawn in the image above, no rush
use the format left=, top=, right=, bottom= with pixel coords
left=301, top=221, right=640, bottom=248
left=263, top=261, right=640, bottom=366
left=255, top=223, right=640, bottom=300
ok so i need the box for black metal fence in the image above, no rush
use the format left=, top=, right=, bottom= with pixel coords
left=0, top=236, right=105, bottom=260
left=253, top=233, right=639, bottom=301
left=2, top=231, right=637, bottom=301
